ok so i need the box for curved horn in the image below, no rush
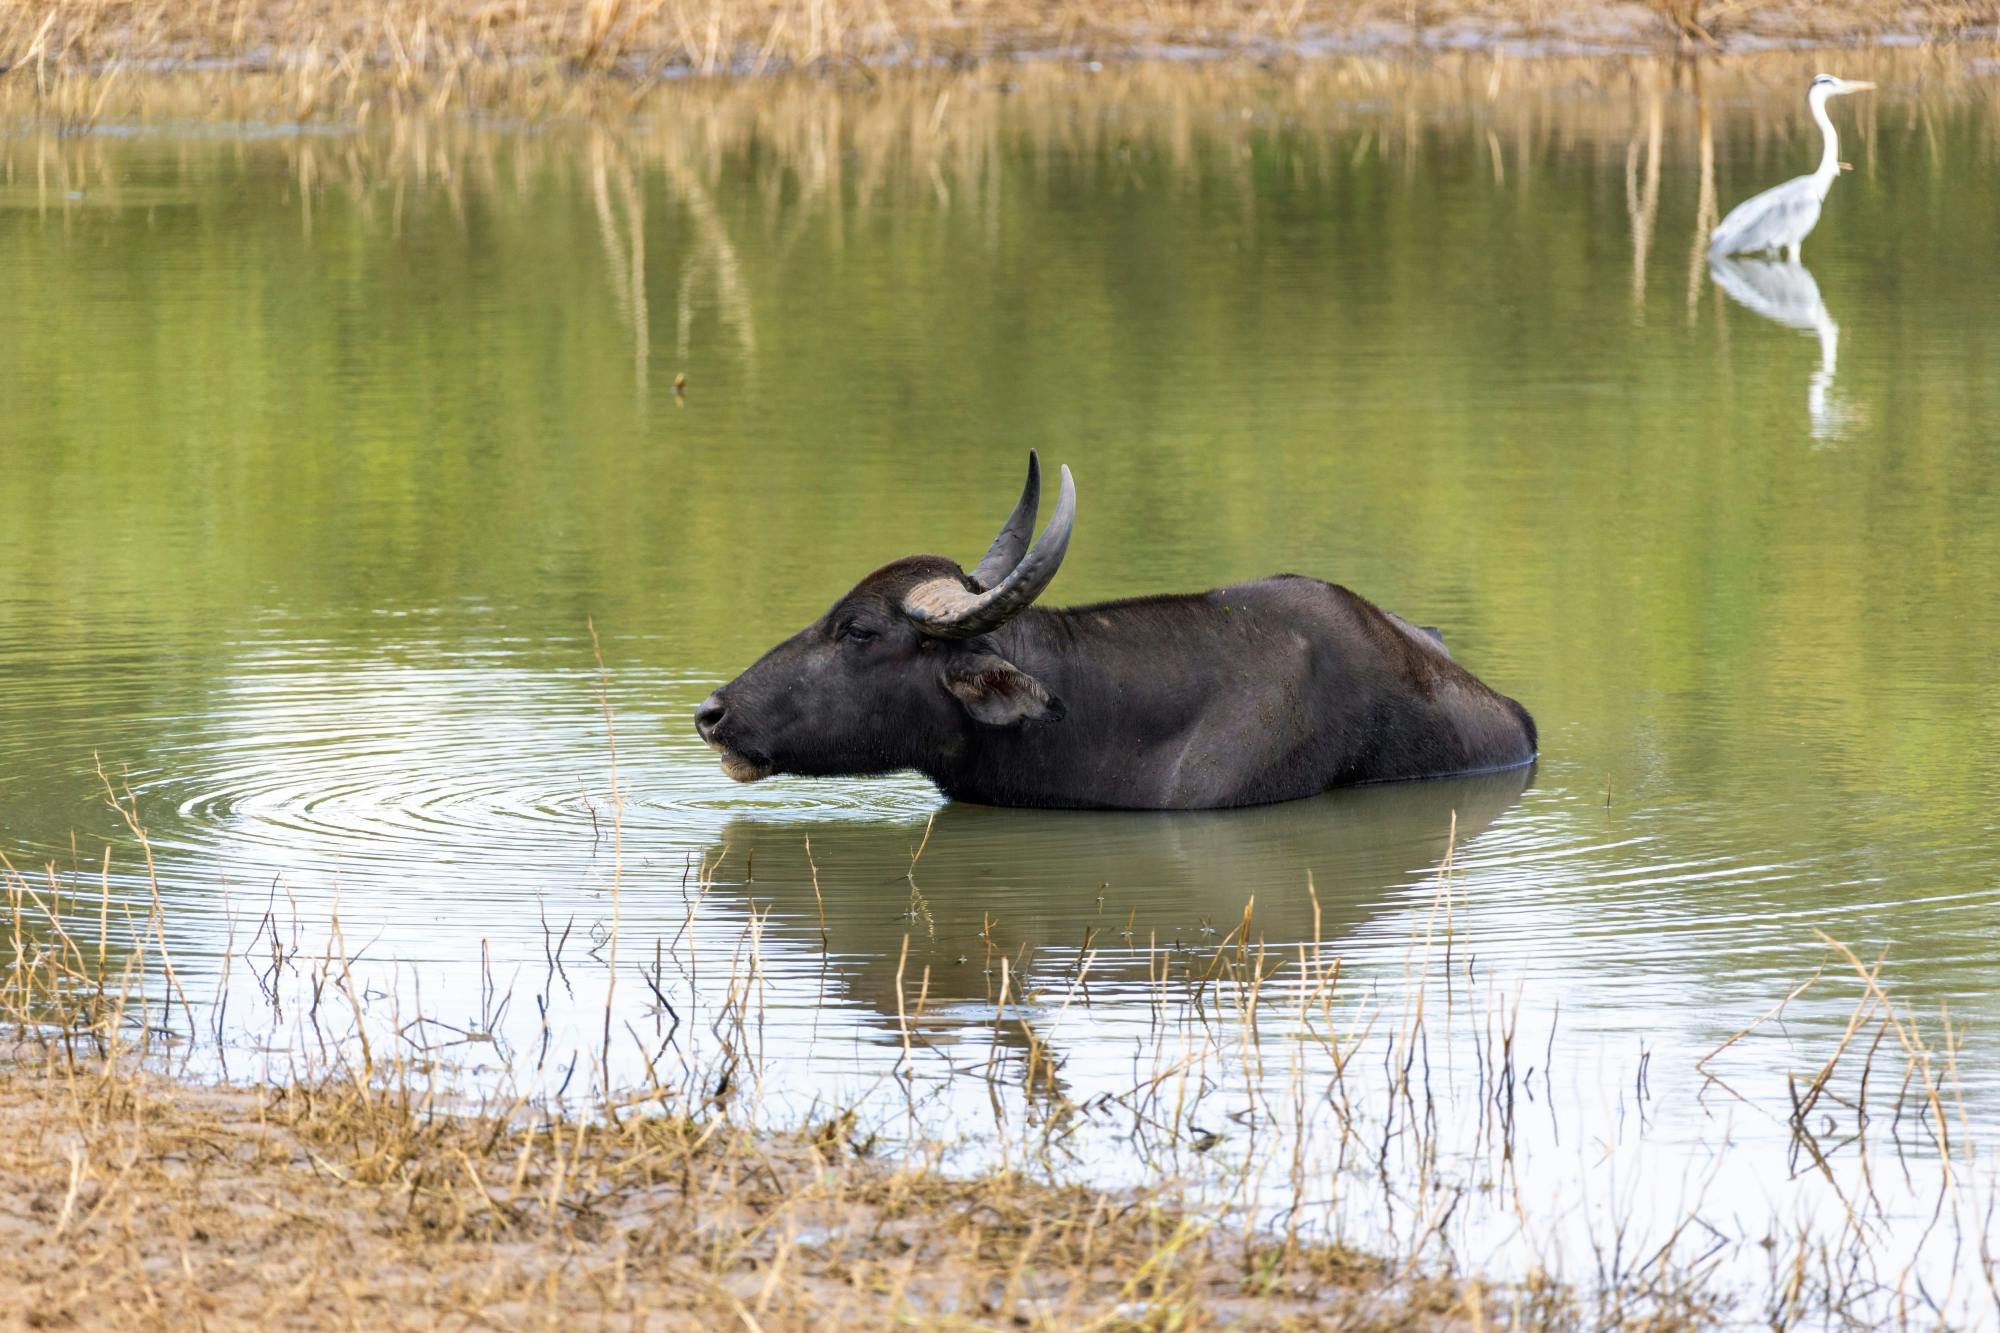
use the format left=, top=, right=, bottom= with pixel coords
left=967, top=451, right=1040, bottom=591
left=904, top=464, right=1076, bottom=640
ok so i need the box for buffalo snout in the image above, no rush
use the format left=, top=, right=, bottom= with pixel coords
left=694, top=689, right=774, bottom=783
left=693, top=693, right=728, bottom=742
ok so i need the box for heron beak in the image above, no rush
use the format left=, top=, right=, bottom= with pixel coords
left=1843, top=80, right=1877, bottom=94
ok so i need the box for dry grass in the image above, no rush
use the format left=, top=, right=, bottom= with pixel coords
left=0, top=1056, right=1484, bottom=1329
left=0, top=0, right=1993, bottom=107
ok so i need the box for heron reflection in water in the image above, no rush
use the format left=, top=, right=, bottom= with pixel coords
left=1709, top=256, right=1850, bottom=443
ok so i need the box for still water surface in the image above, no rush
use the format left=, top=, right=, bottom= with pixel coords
left=3, top=53, right=1999, bottom=1313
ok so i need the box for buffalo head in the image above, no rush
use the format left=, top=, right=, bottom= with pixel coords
left=694, top=453, right=1075, bottom=783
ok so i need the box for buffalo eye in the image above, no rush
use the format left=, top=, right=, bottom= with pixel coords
left=836, top=623, right=879, bottom=646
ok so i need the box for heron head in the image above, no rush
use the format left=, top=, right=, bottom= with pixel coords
left=1811, top=74, right=1877, bottom=99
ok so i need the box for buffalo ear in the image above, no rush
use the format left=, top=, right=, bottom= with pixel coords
left=942, top=654, right=1066, bottom=727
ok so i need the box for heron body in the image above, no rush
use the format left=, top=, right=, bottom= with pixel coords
left=1709, top=75, right=1874, bottom=261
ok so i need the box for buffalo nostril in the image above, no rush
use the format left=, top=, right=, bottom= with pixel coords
left=694, top=695, right=728, bottom=740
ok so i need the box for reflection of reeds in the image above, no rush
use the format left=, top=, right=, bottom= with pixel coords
left=1685, top=65, right=1718, bottom=320
left=7, top=43, right=1996, bottom=438
left=589, top=131, right=651, bottom=396
left=7, top=50, right=1996, bottom=300
left=1626, top=78, right=1663, bottom=316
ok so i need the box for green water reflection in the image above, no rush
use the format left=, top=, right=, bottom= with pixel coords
left=2, top=55, right=1998, bottom=1053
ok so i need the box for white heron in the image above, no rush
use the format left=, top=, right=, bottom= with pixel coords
left=1708, top=74, right=1875, bottom=261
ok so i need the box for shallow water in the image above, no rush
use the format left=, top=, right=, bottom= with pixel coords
left=4, top=52, right=2000, bottom=1317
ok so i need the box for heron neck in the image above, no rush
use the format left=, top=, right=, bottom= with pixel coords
left=1811, top=90, right=1841, bottom=194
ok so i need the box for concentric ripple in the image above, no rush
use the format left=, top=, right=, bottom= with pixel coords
left=69, top=657, right=938, bottom=940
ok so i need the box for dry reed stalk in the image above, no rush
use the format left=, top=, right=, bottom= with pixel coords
left=586, top=616, right=625, bottom=1117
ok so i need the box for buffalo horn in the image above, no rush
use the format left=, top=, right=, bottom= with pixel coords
left=904, top=463, right=1075, bottom=639
left=967, top=451, right=1041, bottom=591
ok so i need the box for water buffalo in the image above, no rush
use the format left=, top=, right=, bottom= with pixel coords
left=695, top=454, right=1536, bottom=809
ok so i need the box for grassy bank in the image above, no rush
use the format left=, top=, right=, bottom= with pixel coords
left=0, top=840, right=1491, bottom=1329
left=5, top=802, right=1992, bottom=1328
left=0, top=1055, right=1481, bottom=1328
left=0, top=0, right=1994, bottom=100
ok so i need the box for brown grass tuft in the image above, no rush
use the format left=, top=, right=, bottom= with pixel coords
left=0, top=1052, right=1485, bottom=1328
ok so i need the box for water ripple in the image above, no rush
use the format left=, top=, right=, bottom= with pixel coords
left=70, top=660, right=939, bottom=922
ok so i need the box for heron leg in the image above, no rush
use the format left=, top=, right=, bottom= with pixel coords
left=1786, top=242, right=1802, bottom=263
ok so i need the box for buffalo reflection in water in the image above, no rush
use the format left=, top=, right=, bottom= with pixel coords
left=702, top=766, right=1531, bottom=1059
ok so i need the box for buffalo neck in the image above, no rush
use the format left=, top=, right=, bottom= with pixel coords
left=980, top=602, right=1150, bottom=689
left=927, top=597, right=1221, bottom=806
